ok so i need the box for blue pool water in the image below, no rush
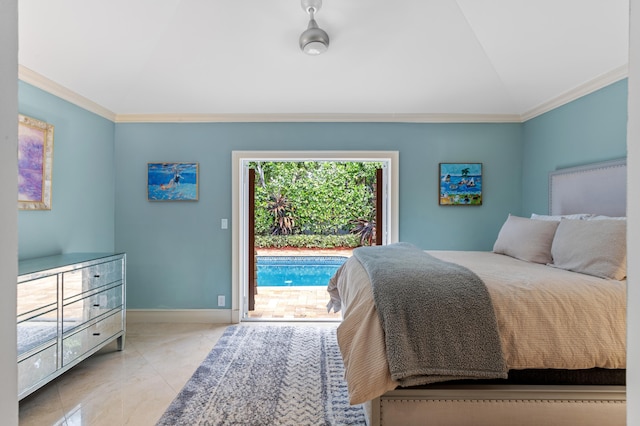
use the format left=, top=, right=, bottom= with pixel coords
left=257, top=256, right=348, bottom=287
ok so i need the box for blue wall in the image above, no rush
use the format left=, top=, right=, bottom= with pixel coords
left=18, top=79, right=628, bottom=310
left=522, top=79, right=628, bottom=215
left=18, top=82, right=116, bottom=259
left=114, top=122, right=522, bottom=309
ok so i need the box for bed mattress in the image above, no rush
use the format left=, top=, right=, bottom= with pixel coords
left=327, top=250, right=626, bottom=405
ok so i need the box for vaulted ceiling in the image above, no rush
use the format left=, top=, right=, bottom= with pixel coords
left=18, top=0, right=629, bottom=121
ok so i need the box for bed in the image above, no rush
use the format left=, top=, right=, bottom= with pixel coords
left=327, top=159, right=627, bottom=426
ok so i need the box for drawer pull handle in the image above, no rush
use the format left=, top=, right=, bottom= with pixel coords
left=93, top=304, right=100, bottom=307
left=93, top=332, right=101, bottom=336
left=94, top=274, right=101, bottom=278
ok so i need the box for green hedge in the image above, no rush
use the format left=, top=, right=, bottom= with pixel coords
left=252, top=161, right=380, bottom=236
left=255, top=234, right=362, bottom=249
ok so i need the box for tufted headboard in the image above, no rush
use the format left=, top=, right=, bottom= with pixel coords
left=549, top=158, right=626, bottom=217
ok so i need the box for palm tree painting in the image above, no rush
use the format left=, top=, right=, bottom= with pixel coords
left=439, top=163, right=482, bottom=205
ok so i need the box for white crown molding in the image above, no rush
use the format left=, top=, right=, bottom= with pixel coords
left=521, top=64, right=629, bottom=122
left=114, top=112, right=522, bottom=123
left=19, top=65, right=627, bottom=124
left=18, top=65, right=117, bottom=122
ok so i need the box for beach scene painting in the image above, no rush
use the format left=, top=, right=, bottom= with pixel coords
left=148, top=162, right=199, bottom=201
left=439, top=163, right=482, bottom=205
left=18, top=114, right=54, bottom=210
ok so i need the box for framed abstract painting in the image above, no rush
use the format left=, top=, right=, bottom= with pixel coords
left=147, top=162, right=199, bottom=201
left=439, top=163, right=482, bottom=206
left=18, top=114, right=54, bottom=210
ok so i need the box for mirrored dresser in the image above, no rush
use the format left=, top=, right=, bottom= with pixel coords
left=17, top=253, right=126, bottom=400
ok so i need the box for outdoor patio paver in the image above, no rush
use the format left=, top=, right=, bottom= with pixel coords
left=249, top=286, right=341, bottom=320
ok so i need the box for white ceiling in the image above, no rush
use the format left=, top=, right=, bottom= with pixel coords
left=18, top=0, right=629, bottom=121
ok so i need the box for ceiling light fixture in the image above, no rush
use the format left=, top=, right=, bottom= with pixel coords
left=299, top=0, right=329, bottom=55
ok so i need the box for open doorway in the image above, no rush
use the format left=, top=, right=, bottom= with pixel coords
left=247, top=161, right=381, bottom=320
left=231, top=151, right=399, bottom=323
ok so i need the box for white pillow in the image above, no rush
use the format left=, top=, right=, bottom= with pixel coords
left=530, top=213, right=593, bottom=221
left=550, top=219, right=627, bottom=280
left=493, top=214, right=559, bottom=264
left=586, top=215, right=626, bottom=221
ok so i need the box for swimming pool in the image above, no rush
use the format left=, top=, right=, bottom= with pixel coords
left=257, top=256, right=348, bottom=287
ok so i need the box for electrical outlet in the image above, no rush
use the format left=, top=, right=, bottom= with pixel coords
left=221, top=218, right=228, bottom=229
left=217, top=295, right=225, bottom=307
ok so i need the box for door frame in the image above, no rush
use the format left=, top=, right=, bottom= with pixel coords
left=231, top=151, right=399, bottom=323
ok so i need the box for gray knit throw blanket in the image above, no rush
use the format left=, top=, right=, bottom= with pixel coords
left=353, top=243, right=507, bottom=387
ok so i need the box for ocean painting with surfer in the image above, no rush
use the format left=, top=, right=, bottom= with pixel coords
left=439, top=163, right=482, bottom=205
left=148, top=162, right=199, bottom=201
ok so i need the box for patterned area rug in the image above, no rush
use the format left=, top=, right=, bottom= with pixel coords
left=157, top=325, right=366, bottom=426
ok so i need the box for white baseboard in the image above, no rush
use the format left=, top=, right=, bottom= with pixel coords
left=126, top=309, right=235, bottom=324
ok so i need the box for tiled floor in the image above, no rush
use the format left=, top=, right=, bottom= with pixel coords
left=19, top=322, right=339, bottom=426
left=19, top=322, right=229, bottom=426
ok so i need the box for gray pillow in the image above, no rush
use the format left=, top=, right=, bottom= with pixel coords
left=550, top=219, right=627, bottom=280
left=493, top=214, right=559, bottom=264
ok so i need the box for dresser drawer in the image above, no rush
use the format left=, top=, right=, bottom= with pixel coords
left=63, top=260, right=123, bottom=299
left=18, top=343, right=57, bottom=398
left=17, top=309, right=58, bottom=357
left=62, top=311, right=123, bottom=366
left=18, top=253, right=126, bottom=401
left=62, top=285, right=123, bottom=333
left=17, top=275, right=57, bottom=317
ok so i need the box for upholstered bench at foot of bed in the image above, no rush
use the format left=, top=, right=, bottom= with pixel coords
left=364, top=384, right=626, bottom=426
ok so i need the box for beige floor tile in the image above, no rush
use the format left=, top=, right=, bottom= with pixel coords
left=18, top=384, right=67, bottom=426
left=18, top=323, right=230, bottom=426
